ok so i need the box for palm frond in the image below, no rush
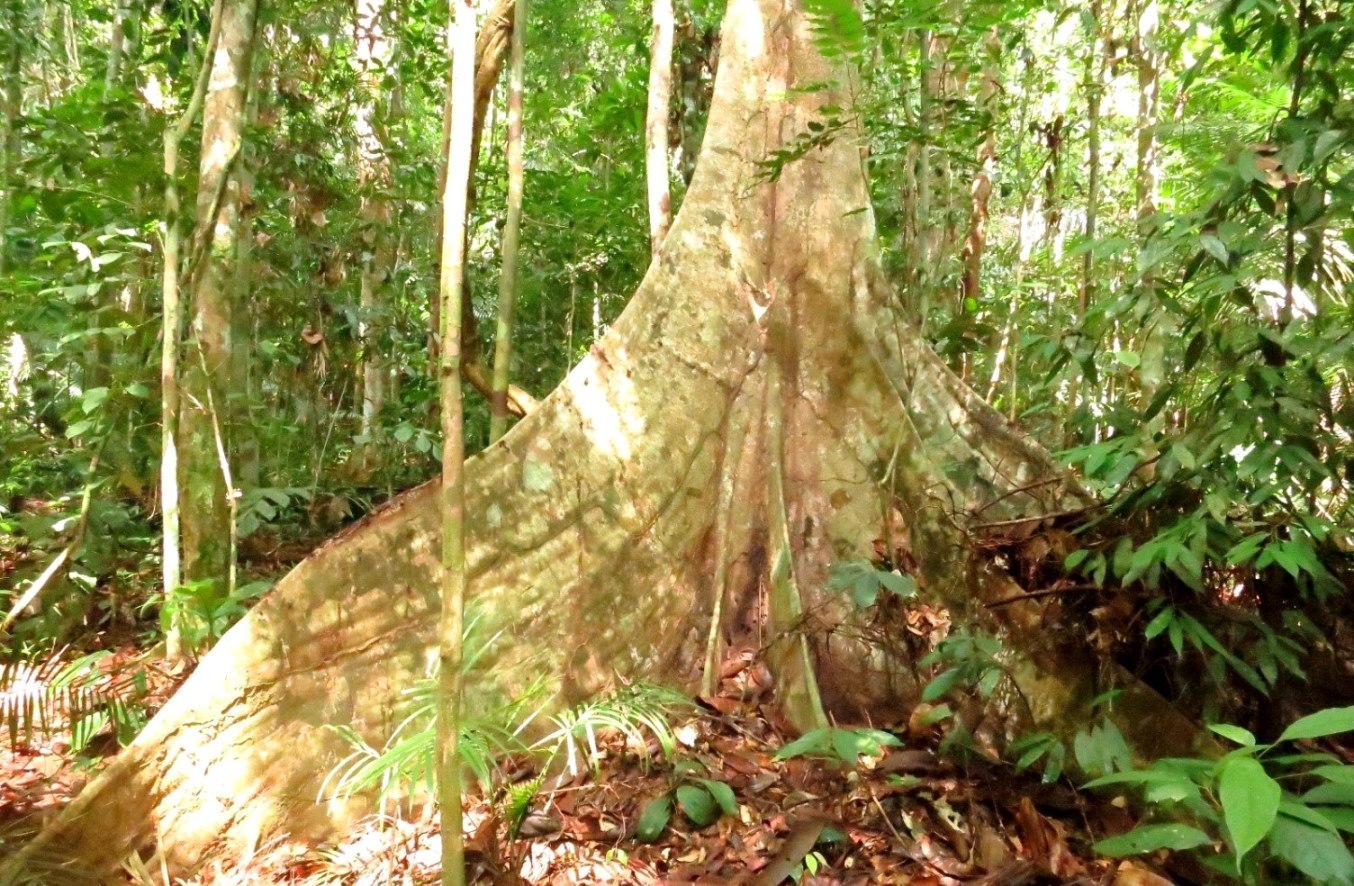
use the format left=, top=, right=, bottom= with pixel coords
left=534, top=682, right=690, bottom=776
left=0, top=650, right=146, bottom=751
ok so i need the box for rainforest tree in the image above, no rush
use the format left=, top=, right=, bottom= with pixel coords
left=2, top=0, right=1204, bottom=877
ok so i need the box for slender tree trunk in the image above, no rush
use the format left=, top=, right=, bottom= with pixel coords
left=645, top=0, right=674, bottom=255
left=104, top=2, right=138, bottom=95
left=1133, top=0, right=1166, bottom=397
left=960, top=29, right=1001, bottom=383
left=428, top=0, right=537, bottom=419
left=1079, top=0, right=1106, bottom=316
left=913, top=27, right=934, bottom=324
left=161, top=0, right=224, bottom=661
left=674, top=17, right=715, bottom=185
left=489, top=0, right=526, bottom=444
left=177, top=0, right=259, bottom=644
left=232, top=40, right=262, bottom=492
left=9, top=3, right=1204, bottom=877
left=0, top=0, right=21, bottom=279
left=355, top=0, right=395, bottom=444
left=437, top=2, right=476, bottom=883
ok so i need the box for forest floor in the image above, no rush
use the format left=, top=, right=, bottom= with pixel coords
left=1, top=635, right=1178, bottom=886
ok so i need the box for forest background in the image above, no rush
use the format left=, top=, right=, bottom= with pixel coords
left=0, top=0, right=1352, bottom=881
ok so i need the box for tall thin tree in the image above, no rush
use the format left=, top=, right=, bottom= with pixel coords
left=161, top=0, right=224, bottom=660
left=489, top=0, right=526, bottom=443
left=1079, top=0, right=1107, bottom=315
left=1133, top=0, right=1167, bottom=396
left=437, top=1, right=476, bottom=883
left=177, top=0, right=259, bottom=653
left=0, top=0, right=22, bottom=279
left=355, top=0, right=396, bottom=446
left=644, top=0, right=674, bottom=254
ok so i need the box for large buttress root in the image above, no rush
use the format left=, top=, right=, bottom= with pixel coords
left=5, top=1, right=1192, bottom=879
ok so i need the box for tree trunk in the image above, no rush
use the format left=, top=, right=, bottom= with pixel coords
left=355, top=0, right=395, bottom=443
left=232, top=38, right=262, bottom=492
left=1132, top=0, right=1167, bottom=398
left=428, top=0, right=538, bottom=418
left=177, top=0, right=259, bottom=637
left=7, top=0, right=1202, bottom=878
left=1079, top=0, right=1106, bottom=316
left=437, top=4, right=476, bottom=881
left=960, top=29, right=1001, bottom=383
left=0, top=0, right=22, bottom=279
left=489, top=0, right=527, bottom=444
left=104, top=1, right=140, bottom=95
left=645, top=0, right=674, bottom=255
left=161, top=0, right=224, bottom=661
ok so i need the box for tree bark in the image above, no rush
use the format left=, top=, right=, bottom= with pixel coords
left=0, top=0, right=22, bottom=279
left=961, top=30, right=1000, bottom=310
left=177, top=0, right=259, bottom=633
left=489, top=0, right=527, bottom=444
left=355, top=0, right=395, bottom=443
left=1079, top=0, right=1106, bottom=316
left=161, top=0, right=225, bottom=661
left=428, top=0, right=538, bottom=418
left=6, top=1, right=1202, bottom=878
left=645, top=0, right=674, bottom=255
left=437, top=4, right=476, bottom=880
left=1133, top=0, right=1167, bottom=397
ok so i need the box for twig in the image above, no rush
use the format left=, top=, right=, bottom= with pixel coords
left=968, top=508, right=1095, bottom=532
left=969, top=476, right=1064, bottom=518
left=984, top=584, right=1101, bottom=609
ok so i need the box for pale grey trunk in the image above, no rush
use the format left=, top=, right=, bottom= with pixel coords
left=645, top=0, right=674, bottom=254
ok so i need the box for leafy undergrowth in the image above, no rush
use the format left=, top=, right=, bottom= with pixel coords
left=116, top=656, right=1168, bottom=886
left=0, top=644, right=189, bottom=832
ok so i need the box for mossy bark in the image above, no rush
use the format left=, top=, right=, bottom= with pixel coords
left=3, top=1, right=1198, bottom=880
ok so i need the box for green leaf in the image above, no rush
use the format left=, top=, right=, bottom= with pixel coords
left=698, top=779, right=738, bottom=817
left=915, top=704, right=952, bottom=727
left=1268, top=815, right=1354, bottom=885
left=1219, top=756, right=1280, bottom=865
left=676, top=784, right=719, bottom=827
left=1280, top=707, right=1354, bottom=743
left=1200, top=233, right=1230, bottom=265
left=850, top=578, right=879, bottom=608
left=1144, top=606, right=1174, bottom=640
left=1209, top=724, right=1257, bottom=747
left=1304, top=783, right=1354, bottom=806
left=775, top=729, right=829, bottom=760
left=1084, top=768, right=1192, bottom=789
left=921, top=667, right=962, bottom=703
left=1279, top=800, right=1339, bottom=834
left=877, top=571, right=917, bottom=598
left=81, top=386, right=110, bottom=414
left=636, top=795, right=672, bottom=842
left=65, top=418, right=94, bottom=438
left=1312, top=765, right=1354, bottom=785
left=1094, top=823, right=1212, bottom=856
